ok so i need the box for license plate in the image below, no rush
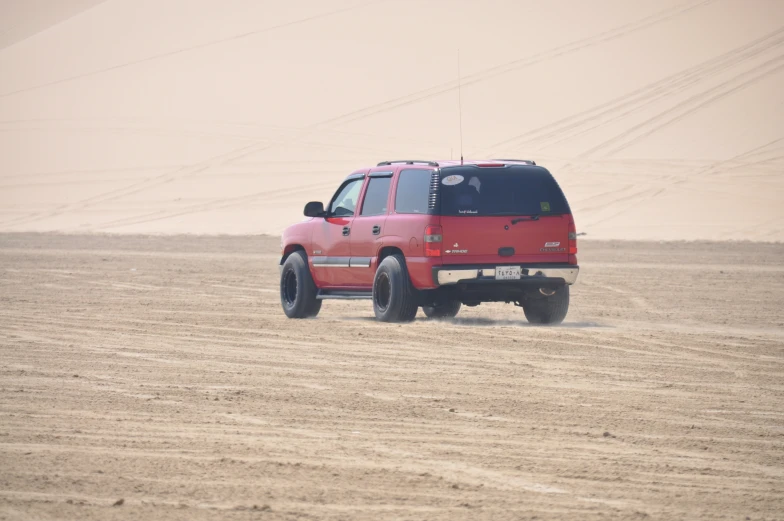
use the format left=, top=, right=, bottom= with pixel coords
left=495, top=266, right=521, bottom=280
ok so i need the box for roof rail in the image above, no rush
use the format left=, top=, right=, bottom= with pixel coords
left=377, top=159, right=439, bottom=167
left=492, top=158, right=536, bottom=165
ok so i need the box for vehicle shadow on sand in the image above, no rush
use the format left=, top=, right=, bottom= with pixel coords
left=441, top=317, right=605, bottom=328
left=342, top=316, right=606, bottom=328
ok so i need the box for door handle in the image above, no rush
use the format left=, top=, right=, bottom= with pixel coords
left=372, top=225, right=381, bottom=235
left=342, top=226, right=350, bottom=236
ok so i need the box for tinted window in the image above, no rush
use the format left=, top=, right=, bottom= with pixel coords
left=439, top=166, right=569, bottom=216
left=360, top=177, right=392, bottom=216
left=395, top=169, right=432, bottom=214
left=329, top=178, right=364, bottom=216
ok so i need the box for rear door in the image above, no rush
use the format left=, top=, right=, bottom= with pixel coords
left=437, top=165, right=571, bottom=265
left=349, top=169, right=393, bottom=287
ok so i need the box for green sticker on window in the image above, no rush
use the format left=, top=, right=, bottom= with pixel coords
left=540, top=201, right=551, bottom=212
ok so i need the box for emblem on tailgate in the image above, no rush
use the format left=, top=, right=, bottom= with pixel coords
left=445, top=242, right=468, bottom=254
left=540, top=241, right=565, bottom=252
left=446, top=242, right=468, bottom=254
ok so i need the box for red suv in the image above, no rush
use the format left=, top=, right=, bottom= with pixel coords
left=279, top=159, right=579, bottom=324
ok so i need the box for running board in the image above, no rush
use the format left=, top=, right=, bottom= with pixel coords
left=316, top=290, right=372, bottom=300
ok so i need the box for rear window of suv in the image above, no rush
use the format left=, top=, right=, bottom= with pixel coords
left=439, top=166, right=570, bottom=216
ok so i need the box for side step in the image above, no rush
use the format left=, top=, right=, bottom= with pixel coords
left=317, top=290, right=372, bottom=300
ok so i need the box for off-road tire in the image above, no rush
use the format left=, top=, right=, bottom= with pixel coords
left=280, top=250, right=322, bottom=318
left=422, top=300, right=462, bottom=319
left=523, top=285, right=569, bottom=325
left=372, top=254, right=418, bottom=322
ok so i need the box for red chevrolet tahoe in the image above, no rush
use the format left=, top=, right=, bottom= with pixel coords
left=279, top=159, right=579, bottom=324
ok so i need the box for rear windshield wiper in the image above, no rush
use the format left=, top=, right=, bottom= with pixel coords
left=511, top=215, right=540, bottom=224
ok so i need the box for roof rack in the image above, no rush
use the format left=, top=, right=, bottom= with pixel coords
left=492, top=158, right=536, bottom=165
left=377, top=160, right=439, bottom=167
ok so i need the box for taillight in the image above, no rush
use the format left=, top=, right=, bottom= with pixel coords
left=567, top=215, right=578, bottom=265
left=424, top=225, right=442, bottom=257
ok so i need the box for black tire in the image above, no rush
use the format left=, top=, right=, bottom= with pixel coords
left=522, top=285, right=569, bottom=325
left=372, top=254, right=418, bottom=322
left=422, top=300, right=462, bottom=319
left=279, top=250, right=322, bottom=318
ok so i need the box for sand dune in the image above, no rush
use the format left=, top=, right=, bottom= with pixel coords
left=1, top=0, right=783, bottom=240
left=0, top=0, right=104, bottom=49
left=2, top=4, right=783, bottom=518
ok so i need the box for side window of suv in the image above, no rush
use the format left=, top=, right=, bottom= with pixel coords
left=395, top=169, right=431, bottom=214
left=329, top=178, right=363, bottom=217
left=360, top=177, right=392, bottom=216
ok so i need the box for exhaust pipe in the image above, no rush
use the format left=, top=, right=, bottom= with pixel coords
left=539, top=287, right=556, bottom=297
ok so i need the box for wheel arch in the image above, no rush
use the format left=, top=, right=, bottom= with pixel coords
left=280, top=244, right=306, bottom=265
left=377, top=246, right=405, bottom=264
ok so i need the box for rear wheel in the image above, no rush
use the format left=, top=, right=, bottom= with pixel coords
left=372, top=254, right=418, bottom=322
left=280, top=250, right=322, bottom=318
left=422, top=300, right=461, bottom=319
left=522, top=285, right=569, bottom=325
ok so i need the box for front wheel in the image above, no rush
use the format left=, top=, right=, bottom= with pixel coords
left=280, top=250, right=322, bottom=318
left=422, top=300, right=461, bottom=319
left=372, top=254, right=418, bottom=322
left=522, top=285, right=569, bottom=325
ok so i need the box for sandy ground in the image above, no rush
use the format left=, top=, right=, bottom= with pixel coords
left=0, top=233, right=782, bottom=520
left=2, top=2, right=782, bottom=519
left=1, top=0, right=783, bottom=240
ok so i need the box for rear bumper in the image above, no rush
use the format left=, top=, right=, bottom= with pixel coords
left=432, top=264, right=579, bottom=286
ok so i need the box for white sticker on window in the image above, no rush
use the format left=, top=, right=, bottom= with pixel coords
left=442, top=174, right=464, bottom=186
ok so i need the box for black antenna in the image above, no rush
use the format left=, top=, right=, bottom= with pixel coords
left=457, top=49, right=464, bottom=165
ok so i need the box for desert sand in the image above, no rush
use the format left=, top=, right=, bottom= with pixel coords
left=1, top=233, right=783, bottom=520
left=1, top=0, right=783, bottom=240
left=1, top=1, right=783, bottom=520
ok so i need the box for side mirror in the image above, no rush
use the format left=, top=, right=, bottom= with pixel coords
left=304, top=201, right=326, bottom=217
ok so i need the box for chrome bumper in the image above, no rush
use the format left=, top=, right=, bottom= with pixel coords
left=435, top=265, right=579, bottom=285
